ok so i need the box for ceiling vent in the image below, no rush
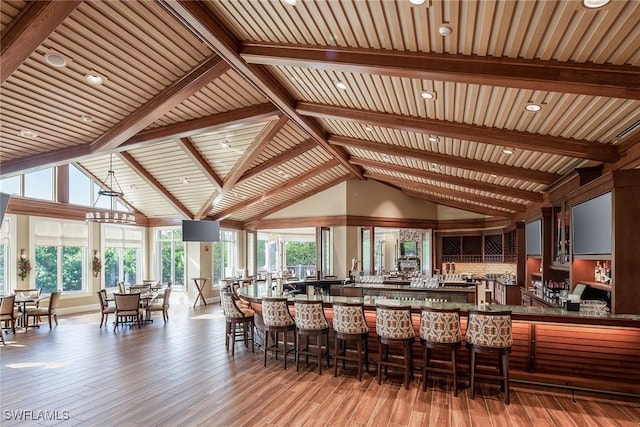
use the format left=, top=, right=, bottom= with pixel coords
left=616, top=119, right=640, bottom=139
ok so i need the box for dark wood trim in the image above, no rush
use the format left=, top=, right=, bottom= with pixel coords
left=300, top=103, right=619, bottom=163
left=122, top=103, right=279, bottom=148
left=241, top=42, right=640, bottom=100
left=332, top=135, right=560, bottom=185
left=237, top=138, right=317, bottom=185
left=351, top=157, right=543, bottom=203
left=195, top=191, right=218, bottom=220
left=118, top=152, right=193, bottom=219
left=158, top=0, right=365, bottom=180
left=0, top=143, right=93, bottom=178
left=0, top=1, right=81, bottom=84
left=56, top=164, right=69, bottom=205
left=91, top=56, right=230, bottom=152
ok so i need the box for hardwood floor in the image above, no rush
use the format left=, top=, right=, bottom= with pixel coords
left=1, top=298, right=639, bottom=427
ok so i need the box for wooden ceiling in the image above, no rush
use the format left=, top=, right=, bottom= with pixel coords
left=1, top=0, right=639, bottom=224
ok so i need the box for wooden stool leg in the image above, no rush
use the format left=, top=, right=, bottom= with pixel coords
left=334, top=337, right=340, bottom=377
left=422, top=345, right=428, bottom=392
left=470, top=349, right=476, bottom=400
left=283, top=332, right=288, bottom=370
left=357, top=338, right=363, bottom=381
left=263, top=329, right=269, bottom=367
left=231, top=321, right=237, bottom=356
left=403, top=342, right=410, bottom=390
left=451, top=347, right=458, bottom=397
left=503, top=352, right=510, bottom=405
left=377, top=341, right=383, bottom=385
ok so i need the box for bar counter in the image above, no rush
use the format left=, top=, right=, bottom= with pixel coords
left=238, top=284, right=640, bottom=398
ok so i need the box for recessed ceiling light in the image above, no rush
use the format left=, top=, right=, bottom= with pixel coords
left=129, top=184, right=137, bottom=190
left=45, top=52, right=68, bottom=68
left=421, top=91, right=435, bottom=100
left=181, top=177, right=190, bottom=184
left=428, top=136, right=439, bottom=143
left=439, top=26, right=453, bottom=36
left=365, top=125, right=374, bottom=132
left=502, top=148, right=514, bottom=155
left=81, top=115, right=93, bottom=123
left=221, top=140, right=230, bottom=148
left=335, top=81, right=348, bottom=90
left=525, top=103, right=542, bottom=112
left=18, top=130, right=38, bottom=139
left=381, top=155, right=392, bottom=163
left=301, top=183, right=308, bottom=187
left=409, top=0, right=426, bottom=5
left=86, top=73, right=104, bottom=85
left=582, top=0, right=610, bottom=8
left=490, top=174, right=498, bottom=178
left=430, top=163, right=440, bottom=171
left=283, top=0, right=297, bottom=5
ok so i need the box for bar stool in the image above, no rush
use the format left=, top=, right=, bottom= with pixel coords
left=294, top=299, right=330, bottom=374
left=465, top=310, right=513, bottom=404
left=376, top=304, right=415, bottom=390
left=262, top=297, right=296, bottom=369
left=420, top=307, right=462, bottom=396
left=221, top=291, right=255, bottom=356
left=333, top=302, right=369, bottom=381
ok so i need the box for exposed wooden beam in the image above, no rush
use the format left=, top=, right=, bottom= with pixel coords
left=0, top=143, right=93, bottom=177
left=365, top=172, right=526, bottom=212
left=243, top=175, right=348, bottom=225
left=195, top=191, right=218, bottom=220
left=236, top=138, right=317, bottom=185
left=118, top=152, right=193, bottom=219
left=1, top=1, right=81, bottom=84
left=298, top=103, right=619, bottom=163
left=91, top=56, right=230, bottom=152
left=242, top=43, right=640, bottom=101
left=122, top=103, right=279, bottom=148
left=350, top=157, right=543, bottom=203
left=222, top=115, right=288, bottom=191
left=158, top=0, right=364, bottom=179
left=176, top=138, right=223, bottom=191
left=331, top=135, right=559, bottom=185
left=212, top=159, right=340, bottom=220
left=403, top=189, right=511, bottom=218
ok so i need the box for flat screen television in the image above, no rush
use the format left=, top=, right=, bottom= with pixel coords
left=0, top=192, right=10, bottom=224
left=572, top=192, right=611, bottom=255
left=525, top=219, right=542, bottom=256
left=182, top=220, right=220, bottom=242
left=400, top=241, right=417, bottom=257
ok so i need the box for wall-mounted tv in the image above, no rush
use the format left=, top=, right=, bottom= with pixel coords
left=182, top=220, right=220, bottom=242
left=0, top=192, right=10, bottom=224
left=400, top=241, right=417, bottom=257
left=525, top=219, right=542, bottom=256
left=572, top=192, right=611, bottom=255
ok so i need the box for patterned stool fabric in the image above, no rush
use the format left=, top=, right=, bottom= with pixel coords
left=295, top=300, right=330, bottom=374
left=420, top=307, right=462, bottom=396
left=376, top=305, right=415, bottom=390
left=221, top=291, right=254, bottom=356
left=465, top=310, right=513, bottom=404
left=262, top=297, right=296, bottom=369
left=333, top=302, right=369, bottom=381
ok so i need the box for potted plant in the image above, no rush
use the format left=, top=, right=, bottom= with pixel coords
left=18, top=256, right=31, bottom=281
left=92, top=253, right=102, bottom=278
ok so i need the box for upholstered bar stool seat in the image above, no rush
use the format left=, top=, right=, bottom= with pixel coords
left=221, top=291, right=255, bottom=356
left=294, top=299, right=330, bottom=374
left=465, top=310, right=513, bottom=404
left=333, top=302, right=369, bottom=381
left=376, top=304, right=415, bottom=390
left=420, top=307, right=462, bottom=396
left=262, top=297, right=296, bottom=369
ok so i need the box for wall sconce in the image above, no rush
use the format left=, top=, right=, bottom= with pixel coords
left=20, top=249, right=26, bottom=259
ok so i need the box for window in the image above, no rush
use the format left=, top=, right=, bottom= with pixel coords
left=285, top=241, right=316, bottom=279
left=102, top=225, right=143, bottom=287
left=0, top=176, right=20, bottom=195
left=68, top=164, right=92, bottom=206
left=0, top=217, right=13, bottom=295
left=157, top=228, right=184, bottom=288
left=24, top=168, right=54, bottom=201
left=212, top=230, right=237, bottom=284
left=32, top=218, right=88, bottom=294
left=257, top=230, right=316, bottom=278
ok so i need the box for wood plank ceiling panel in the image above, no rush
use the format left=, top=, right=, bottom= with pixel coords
left=77, top=154, right=180, bottom=218
left=0, top=0, right=212, bottom=162
left=229, top=165, right=351, bottom=222
left=190, top=120, right=271, bottom=180
left=247, top=121, right=310, bottom=168
left=0, top=1, right=26, bottom=32
left=126, top=142, right=215, bottom=215
left=149, top=69, right=269, bottom=129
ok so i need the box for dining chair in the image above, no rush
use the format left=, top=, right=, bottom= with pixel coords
left=0, top=295, right=18, bottom=336
left=129, top=285, right=151, bottom=294
left=25, top=291, right=61, bottom=330
left=146, top=288, right=171, bottom=324
left=117, top=282, right=126, bottom=294
left=97, top=290, right=116, bottom=328
left=114, top=293, right=143, bottom=330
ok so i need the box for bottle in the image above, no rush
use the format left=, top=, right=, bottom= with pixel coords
left=595, top=262, right=601, bottom=283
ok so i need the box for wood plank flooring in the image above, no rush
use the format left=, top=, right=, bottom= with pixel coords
left=1, top=298, right=639, bottom=427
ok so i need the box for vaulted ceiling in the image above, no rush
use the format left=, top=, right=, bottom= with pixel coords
left=1, top=0, right=639, bottom=225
